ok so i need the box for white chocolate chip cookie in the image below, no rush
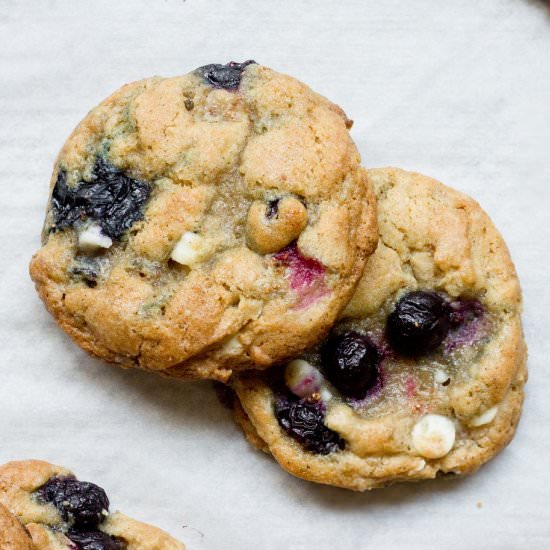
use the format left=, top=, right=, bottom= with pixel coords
left=232, top=168, right=527, bottom=490
left=29, top=62, right=378, bottom=380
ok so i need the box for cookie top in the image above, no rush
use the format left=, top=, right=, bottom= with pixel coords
left=233, top=167, right=527, bottom=491
left=0, top=460, right=185, bottom=549
left=30, top=62, right=377, bottom=380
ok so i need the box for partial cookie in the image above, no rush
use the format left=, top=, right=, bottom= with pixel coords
left=0, top=460, right=185, bottom=549
left=30, top=62, right=378, bottom=381
left=0, top=504, right=34, bottom=550
left=233, top=167, right=527, bottom=491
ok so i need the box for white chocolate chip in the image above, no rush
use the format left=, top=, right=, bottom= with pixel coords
left=469, top=405, right=498, bottom=427
left=222, top=335, right=243, bottom=355
left=171, top=232, right=212, bottom=266
left=412, top=414, right=456, bottom=459
left=319, top=385, right=333, bottom=403
left=284, top=359, right=324, bottom=398
left=410, top=459, right=427, bottom=473
left=78, top=223, right=112, bottom=251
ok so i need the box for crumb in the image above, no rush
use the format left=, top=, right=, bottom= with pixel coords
left=476, top=501, right=483, bottom=509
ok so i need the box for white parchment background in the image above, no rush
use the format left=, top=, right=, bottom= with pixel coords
left=1, top=0, right=549, bottom=548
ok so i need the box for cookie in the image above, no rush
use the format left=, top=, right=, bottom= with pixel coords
left=29, top=62, right=378, bottom=381
left=0, top=460, right=186, bottom=549
left=232, top=167, right=527, bottom=491
left=0, top=504, right=34, bottom=550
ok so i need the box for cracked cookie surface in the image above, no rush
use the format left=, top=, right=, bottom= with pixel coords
left=232, top=168, right=527, bottom=491
left=29, top=63, right=378, bottom=380
left=0, top=460, right=185, bottom=549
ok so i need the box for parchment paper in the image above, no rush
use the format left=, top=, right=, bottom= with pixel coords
left=1, top=1, right=549, bottom=548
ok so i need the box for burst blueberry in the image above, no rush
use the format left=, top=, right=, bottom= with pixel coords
left=36, top=476, right=109, bottom=529
left=196, top=60, right=256, bottom=90
left=387, top=290, right=451, bottom=355
left=67, top=531, right=125, bottom=550
left=51, top=157, right=150, bottom=240
left=321, top=331, right=379, bottom=398
left=274, top=396, right=344, bottom=455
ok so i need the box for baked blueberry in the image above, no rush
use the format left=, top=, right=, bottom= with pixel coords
left=321, top=331, right=379, bottom=398
left=51, top=157, right=150, bottom=240
left=196, top=60, right=256, bottom=90
left=387, top=290, right=451, bottom=356
left=266, top=199, right=280, bottom=219
left=274, top=396, right=345, bottom=455
left=67, top=531, right=125, bottom=550
left=36, top=477, right=109, bottom=529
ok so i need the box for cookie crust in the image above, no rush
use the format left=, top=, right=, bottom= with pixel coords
left=0, top=504, right=34, bottom=550
left=30, top=64, right=377, bottom=380
left=233, top=168, right=527, bottom=490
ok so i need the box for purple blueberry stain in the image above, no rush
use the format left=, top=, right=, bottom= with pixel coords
left=51, top=157, right=150, bottom=240
left=273, top=242, right=329, bottom=309
left=274, top=394, right=345, bottom=455
left=444, top=298, right=488, bottom=353
left=448, top=297, right=485, bottom=326
left=196, top=60, right=256, bottom=91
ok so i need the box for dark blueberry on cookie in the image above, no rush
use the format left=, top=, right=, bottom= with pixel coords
left=387, top=290, right=451, bottom=356
left=321, top=331, right=379, bottom=398
left=36, top=477, right=109, bottom=529
left=266, top=198, right=280, bottom=219
left=67, top=531, right=125, bottom=550
left=274, top=396, right=345, bottom=455
left=51, top=157, right=150, bottom=240
left=197, top=60, right=256, bottom=90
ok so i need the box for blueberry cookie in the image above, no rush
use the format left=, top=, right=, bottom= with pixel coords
left=232, top=168, right=527, bottom=490
left=29, top=62, right=377, bottom=380
left=0, top=460, right=185, bottom=549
